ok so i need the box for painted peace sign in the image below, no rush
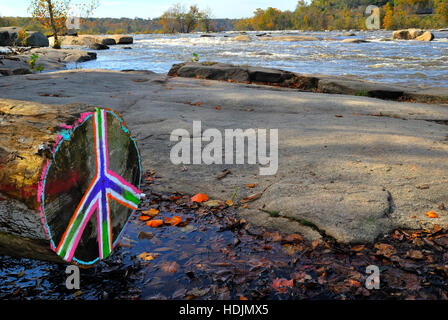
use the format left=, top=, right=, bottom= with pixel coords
left=39, top=108, right=142, bottom=265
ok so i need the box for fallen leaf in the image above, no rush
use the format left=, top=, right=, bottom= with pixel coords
left=282, top=234, right=303, bottom=244
left=147, top=220, right=164, bottom=228
left=374, top=243, right=396, bottom=258
left=406, top=250, right=425, bottom=260
left=204, top=200, right=224, bottom=208
left=216, top=169, right=231, bottom=180
left=165, top=216, right=182, bottom=226
left=335, top=115, right=343, bottom=118
left=425, top=211, right=438, bottom=218
left=161, top=261, right=179, bottom=273
left=347, top=279, right=361, bottom=287
left=240, top=193, right=262, bottom=204
left=142, top=208, right=159, bottom=217
left=216, top=106, right=221, bottom=110
left=138, top=252, right=159, bottom=261
left=312, top=240, right=319, bottom=249
left=73, top=291, right=82, bottom=298
left=350, top=245, right=365, bottom=252
left=246, top=184, right=257, bottom=188
left=271, top=278, right=293, bottom=293
left=139, top=215, right=150, bottom=221
left=225, top=199, right=234, bottom=207
left=239, top=296, right=248, bottom=300
left=191, top=193, right=209, bottom=203
left=137, top=231, right=154, bottom=240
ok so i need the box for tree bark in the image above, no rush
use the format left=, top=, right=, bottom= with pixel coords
left=46, top=0, right=59, bottom=45
left=0, top=99, right=141, bottom=265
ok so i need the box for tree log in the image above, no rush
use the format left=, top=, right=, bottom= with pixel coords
left=0, top=100, right=142, bottom=265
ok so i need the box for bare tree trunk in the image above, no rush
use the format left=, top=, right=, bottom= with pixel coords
left=46, top=0, right=59, bottom=46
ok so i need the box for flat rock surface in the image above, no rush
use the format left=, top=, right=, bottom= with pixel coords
left=2, top=69, right=448, bottom=243
left=0, top=48, right=96, bottom=75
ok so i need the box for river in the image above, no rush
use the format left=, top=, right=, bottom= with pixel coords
left=67, top=30, right=448, bottom=88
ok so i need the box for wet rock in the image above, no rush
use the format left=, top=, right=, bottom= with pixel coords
left=416, top=31, right=434, bottom=42
left=111, top=35, right=133, bottom=45
left=49, top=35, right=118, bottom=46
left=168, top=62, right=319, bottom=90
left=89, top=43, right=110, bottom=50
left=341, top=38, right=370, bottom=43
left=393, top=28, right=427, bottom=40
left=231, top=35, right=251, bottom=42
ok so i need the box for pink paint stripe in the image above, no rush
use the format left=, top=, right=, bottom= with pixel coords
left=67, top=199, right=99, bottom=261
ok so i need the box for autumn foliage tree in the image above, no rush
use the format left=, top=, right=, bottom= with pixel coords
left=159, top=3, right=215, bottom=33
left=28, top=0, right=98, bottom=48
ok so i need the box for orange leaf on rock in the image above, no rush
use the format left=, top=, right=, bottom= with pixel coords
left=138, top=215, right=150, bottom=221
left=142, top=208, right=159, bottom=217
left=425, top=211, right=438, bottom=218
left=165, top=216, right=182, bottom=226
left=191, top=193, right=209, bottom=203
left=246, top=184, right=257, bottom=188
left=146, top=220, right=164, bottom=228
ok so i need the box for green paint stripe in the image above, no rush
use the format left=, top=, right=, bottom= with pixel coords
left=102, top=221, right=110, bottom=256
left=60, top=212, right=84, bottom=258
left=124, top=190, right=140, bottom=206
left=96, top=109, right=102, bottom=139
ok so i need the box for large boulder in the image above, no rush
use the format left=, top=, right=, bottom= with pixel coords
left=111, top=35, right=133, bottom=44
left=0, top=27, right=21, bottom=46
left=416, top=31, right=434, bottom=42
left=168, top=62, right=319, bottom=90
left=25, top=31, right=49, bottom=47
left=89, top=43, right=109, bottom=50
left=392, top=28, right=429, bottom=40
left=49, top=35, right=117, bottom=46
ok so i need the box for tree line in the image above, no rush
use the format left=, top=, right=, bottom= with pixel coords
left=235, top=0, right=448, bottom=31
left=1, top=0, right=447, bottom=35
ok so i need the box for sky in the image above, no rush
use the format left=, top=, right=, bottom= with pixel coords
left=0, top=0, right=299, bottom=19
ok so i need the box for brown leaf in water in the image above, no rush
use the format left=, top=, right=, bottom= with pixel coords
left=162, top=261, right=179, bottom=273
left=350, top=245, right=365, bottom=252
left=147, top=220, right=164, bottom=228
left=138, top=252, right=159, bottom=261
left=374, top=243, right=396, bottom=258
left=271, top=278, right=293, bottom=293
left=407, top=250, right=425, bottom=260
